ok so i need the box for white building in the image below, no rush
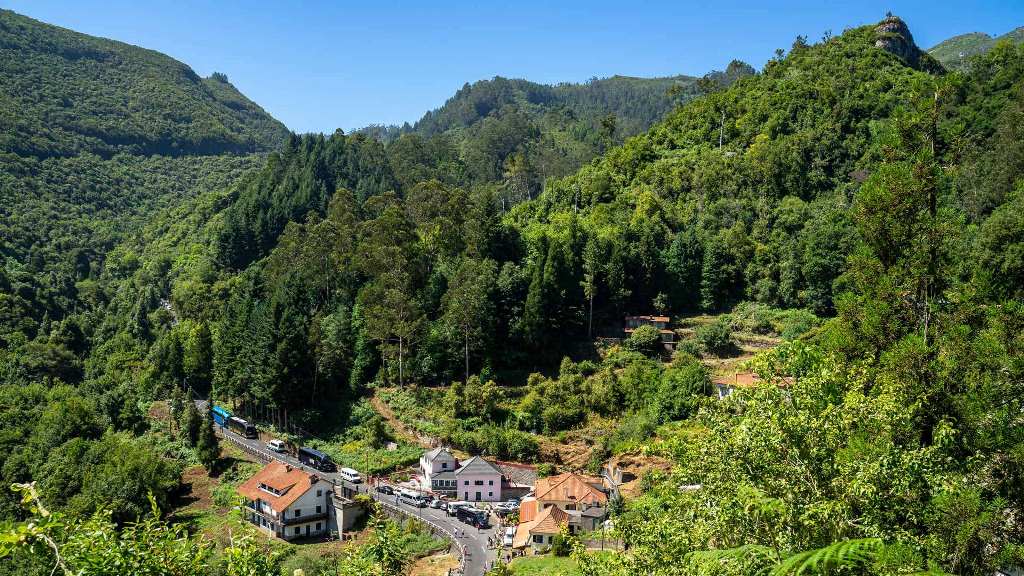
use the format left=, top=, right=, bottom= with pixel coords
left=419, top=446, right=459, bottom=496
left=237, top=461, right=330, bottom=541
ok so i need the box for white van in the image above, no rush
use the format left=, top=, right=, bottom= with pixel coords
left=398, top=488, right=427, bottom=508
left=503, top=526, right=516, bottom=547
left=339, top=467, right=362, bottom=484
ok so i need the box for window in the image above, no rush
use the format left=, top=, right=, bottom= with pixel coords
left=464, top=480, right=469, bottom=486
left=294, top=527, right=300, bottom=535
left=316, top=505, right=322, bottom=514
left=315, top=522, right=321, bottom=531
left=442, top=462, right=448, bottom=469
left=474, top=480, right=484, bottom=486
left=317, top=489, right=322, bottom=497
left=294, top=509, right=301, bottom=517
left=488, top=491, right=493, bottom=497
left=533, top=535, right=543, bottom=544
left=488, top=480, right=494, bottom=486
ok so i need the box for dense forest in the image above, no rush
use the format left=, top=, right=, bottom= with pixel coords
left=3, top=8, right=1024, bottom=576
left=355, top=67, right=756, bottom=198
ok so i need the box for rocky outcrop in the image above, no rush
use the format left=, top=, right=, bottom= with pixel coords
left=874, top=16, right=944, bottom=73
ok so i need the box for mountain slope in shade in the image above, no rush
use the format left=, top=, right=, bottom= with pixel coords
left=0, top=9, right=289, bottom=158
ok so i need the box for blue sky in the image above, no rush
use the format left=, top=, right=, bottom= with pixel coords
left=5, top=1, right=1023, bottom=133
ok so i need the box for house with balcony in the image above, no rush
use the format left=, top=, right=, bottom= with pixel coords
left=237, top=461, right=330, bottom=541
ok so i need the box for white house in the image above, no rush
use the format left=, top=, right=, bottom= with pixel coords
left=419, top=446, right=459, bottom=496
left=237, top=461, right=330, bottom=541
left=454, top=455, right=504, bottom=502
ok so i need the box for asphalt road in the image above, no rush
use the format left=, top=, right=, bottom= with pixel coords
left=201, top=402, right=499, bottom=575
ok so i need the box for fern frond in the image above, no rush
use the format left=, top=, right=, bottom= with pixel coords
left=770, top=538, right=883, bottom=576
left=684, top=544, right=775, bottom=576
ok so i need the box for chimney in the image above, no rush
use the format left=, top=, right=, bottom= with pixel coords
left=310, top=474, right=319, bottom=485
left=285, top=464, right=292, bottom=472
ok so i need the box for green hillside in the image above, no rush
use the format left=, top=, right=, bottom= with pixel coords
left=0, top=9, right=287, bottom=348
left=5, top=10, right=1024, bottom=576
left=928, top=25, right=1024, bottom=68
left=358, top=66, right=754, bottom=193
left=0, top=9, right=288, bottom=158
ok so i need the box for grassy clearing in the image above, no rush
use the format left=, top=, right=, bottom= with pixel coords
left=509, top=555, right=581, bottom=575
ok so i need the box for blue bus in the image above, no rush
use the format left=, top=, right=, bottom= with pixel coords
left=211, top=405, right=231, bottom=427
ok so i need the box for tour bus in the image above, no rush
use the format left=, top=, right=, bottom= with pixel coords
left=227, top=416, right=258, bottom=439
left=398, top=488, right=427, bottom=508
left=298, top=446, right=336, bottom=472
left=211, top=405, right=230, bottom=427
left=455, top=506, right=488, bottom=528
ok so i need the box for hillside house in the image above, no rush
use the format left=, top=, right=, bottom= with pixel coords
left=419, top=446, right=459, bottom=496
left=624, top=315, right=675, bottom=348
left=455, top=455, right=504, bottom=502
left=512, top=505, right=569, bottom=551
left=237, top=461, right=330, bottom=541
left=713, top=372, right=793, bottom=398
left=516, top=472, right=608, bottom=540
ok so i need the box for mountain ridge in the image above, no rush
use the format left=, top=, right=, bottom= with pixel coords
left=0, top=9, right=289, bottom=158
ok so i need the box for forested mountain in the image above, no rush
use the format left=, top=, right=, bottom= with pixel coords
left=0, top=9, right=287, bottom=351
left=0, top=10, right=287, bottom=550
left=0, top=10, right=288, bottom=158
left=4, top=9, right=1024, bottom=576
left=928, top=25, right=1024, bottom=68
left=358, top=68, right=756, bottom=196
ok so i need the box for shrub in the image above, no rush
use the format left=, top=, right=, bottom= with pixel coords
left=696, top=318, right=736, bottom=356
left=541, top=404, right=586, bottom=434
left=625, top=324, right=662, bottom=356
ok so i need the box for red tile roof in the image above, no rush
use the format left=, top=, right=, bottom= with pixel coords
left=514, top=505, right=569, bottom=548
left=534, top=473, right=607, bottom=505
left=236, top=461, right=320, bottom=513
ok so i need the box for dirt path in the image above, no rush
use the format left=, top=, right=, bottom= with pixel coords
left=369, top=390, right=435, bottom=449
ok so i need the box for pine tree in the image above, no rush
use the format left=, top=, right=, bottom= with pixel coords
left=181, top=398, right=201, bottom=447
left=196, top=408, right=219, bottom=472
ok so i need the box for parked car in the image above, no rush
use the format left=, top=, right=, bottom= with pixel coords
left=428, top=497, right=445, bottom=509
left=375, top=485, right=395, bottom=495
left=502, top=526, right=516, bottom=547
left=265, top=439, right=287, bottom=453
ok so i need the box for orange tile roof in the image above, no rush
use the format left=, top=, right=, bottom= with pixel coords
left=513, top=505, right=569, bottom=548
left=712, top=371, right=761, bottom=388
left=534, top=473, right=607, bottom=505
left=237, top=461, right=320, bottom=513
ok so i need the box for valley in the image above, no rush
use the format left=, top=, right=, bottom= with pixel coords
left=2, top=6, right=1024, bottom=576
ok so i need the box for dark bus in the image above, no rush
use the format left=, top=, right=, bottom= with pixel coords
left=227, top=416, right=257, bottom=439
left=456, top=506, right=489, bottom=528
left=297, top=446, right=336, bottom=472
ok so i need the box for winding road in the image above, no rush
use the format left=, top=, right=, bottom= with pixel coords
left=202, top=402, right=499, bottom=575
